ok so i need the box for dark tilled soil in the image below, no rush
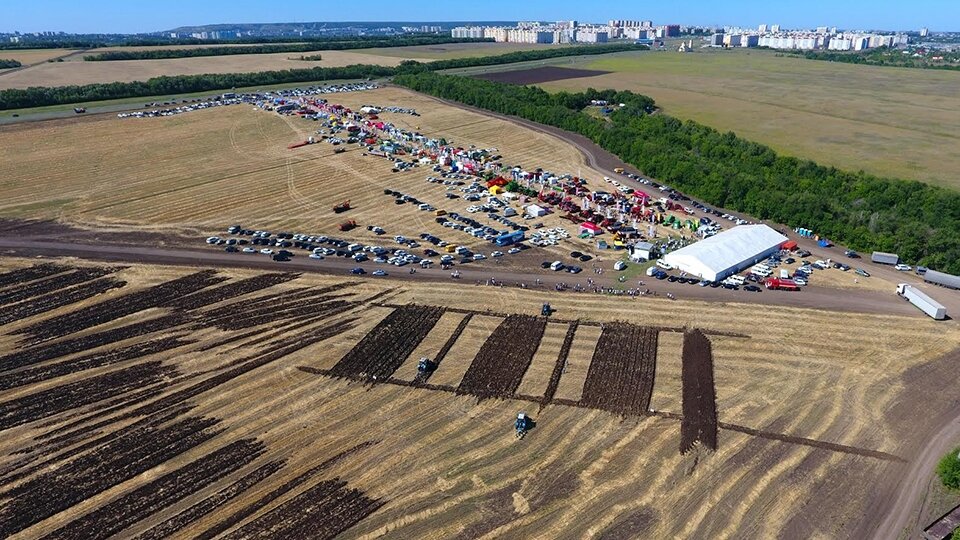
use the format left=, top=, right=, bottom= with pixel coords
left=474, top=66, right=611, bottom=85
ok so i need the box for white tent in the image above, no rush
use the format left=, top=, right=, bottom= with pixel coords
left=663, top=224, right=788, bottom=282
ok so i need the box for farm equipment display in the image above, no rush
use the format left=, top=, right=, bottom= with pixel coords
left=333, top=200, right=352, bottom=214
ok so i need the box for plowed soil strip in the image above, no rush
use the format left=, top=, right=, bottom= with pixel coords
left=0, top=263, right=71, bottom=289
left=133, top=460, right=286, bottom=540
left=457, top=315, right=547, bottom=399
left=0, top=361, right=178, bottom=431
left=0, top=278, right=127, bottom=327
left=167, top=272, right=301, bottom=311
left=195, top=441, right=377, bottom=540
left=413, top=312, right=473, bottom=384
left=680, top=328, right=718, bottom=453
left=16, top=270, right=226, bottom=342
left=542, top=320, right=579, bottom=406
left=330, top=305, right=444, bottom=380
left=0, top=266, right=114, bottom=306
left=0, top=313, right=188, bottom=373
left=45, top=439, right=267, bottom=540
left=0, top=413, right=224, bottom=537
left=0, top=335, right=192, bottom=389
left=580, top=323, right=659, bottom=416
left=222, top=478, right=383, bottom=540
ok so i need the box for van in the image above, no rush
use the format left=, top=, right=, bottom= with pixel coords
left=656, top=259, right=674, bottom=271
left=550, top=261, right=564, bottom=271
left=780, top=269, right=790, bottom=279
left=347, top=243, right=362, bottom=252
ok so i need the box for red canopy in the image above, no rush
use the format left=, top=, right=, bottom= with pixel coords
left=781, top=240, right=798, bottom=250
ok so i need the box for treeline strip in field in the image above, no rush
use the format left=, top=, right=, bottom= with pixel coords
left=680, top=329, right=718, bottom=453
left=0, top=33, right=485, bottom=51
left=0, top=43, right=645, bottom=110
left=392, top=71, right=960, bottom=274
left=83, top=36, right=494, bottom=61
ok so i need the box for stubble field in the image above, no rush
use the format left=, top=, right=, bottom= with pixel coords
left=0, top=257, right=956, bottom=538
left=537, top=49, right=960, bottom=189
left=0, top=86, right=648, bottom=262
left=0, top=50, right=407, bottom=90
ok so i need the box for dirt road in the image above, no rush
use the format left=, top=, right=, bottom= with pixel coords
left=0, top=236, right=924, bottom=317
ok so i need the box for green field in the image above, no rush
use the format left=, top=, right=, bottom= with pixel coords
left=537, top=48, right=960, bottom=190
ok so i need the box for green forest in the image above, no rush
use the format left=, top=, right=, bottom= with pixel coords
left=0, top=59, right=22, bottom=69
left=82, top=36, right=492, bottom=61
left=0, top=43, right=644, bottom=110
left=393, top=72, right=960, bottom=274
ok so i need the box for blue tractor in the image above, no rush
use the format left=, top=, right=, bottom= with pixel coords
left=515, top=413, right=531, bottom=440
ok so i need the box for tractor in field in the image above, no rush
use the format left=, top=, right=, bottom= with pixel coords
left=333, top=200, right=352, bottom=213
left=515, top=413, right=531, bottom=440
left=417, top=357, right=436, bottom=374
left=541, top=303, right=552, bottom=317
left=338, top=219, right=357, bottom=232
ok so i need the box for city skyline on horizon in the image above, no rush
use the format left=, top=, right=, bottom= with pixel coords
left=2, top=0, right=953, bottom=35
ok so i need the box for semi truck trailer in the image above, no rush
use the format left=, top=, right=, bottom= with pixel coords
left=896, top=284, right=946, bottom=320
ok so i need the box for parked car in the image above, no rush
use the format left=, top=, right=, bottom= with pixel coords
left=895, top=263, right=912, bottom=271
left=372, top=270, right=387, bottom=276
left=855, top=268, right=870, bottom=277
left=350, top=267, right=366, bottom=274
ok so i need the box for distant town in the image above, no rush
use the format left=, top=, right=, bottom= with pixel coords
left=1, top=20, right=957, bottom=53
left=452, top=20, right=939, bottom=51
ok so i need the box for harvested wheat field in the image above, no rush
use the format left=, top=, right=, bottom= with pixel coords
left=0, top=85, right=660, bottom=264
left=0, top=256, right=956, bottom=538
left=0, top=50, right=407, bottom=89
left=0, top=48, right=80, bottom=67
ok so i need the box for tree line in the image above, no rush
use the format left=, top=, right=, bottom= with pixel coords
left=0, top=43, right=646, bottom=110
left=0, top=33, right=470, bottom=50
left=83, top=37, right=493, bottom=61
left=797, top=47, right=960, bottom=71
left=0, top=59, right=22, bottom=69
left=392, top=72, right=960, bottom=274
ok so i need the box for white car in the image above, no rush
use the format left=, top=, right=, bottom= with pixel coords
left=473, top=254, right=486, bottom=260
left=508, top=248, right=521, bottom=254
left=895, top=263, right=912, bottom=271
left=206, top=236, right=221, bottom=244
left=491, top=251, right=504, bottom=258
left=242, top=247, right=256, bottom=253
left=260, top=248, right=273, bottom=255
left=372, top=270, right=387, bottom=276
left=309, top=253, right=325, bottom=260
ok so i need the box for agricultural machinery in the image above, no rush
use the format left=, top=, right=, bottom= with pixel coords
left=515, top=413, right=532, bottom=440
left=541, top=303, right=552, bottom=317
left=333, top=200, right=352, bottom=213
left=338, top=220, right=357, bottom=232
left=417, top=357, right=436, bottom=373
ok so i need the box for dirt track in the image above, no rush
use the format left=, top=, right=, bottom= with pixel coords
left=0, top=236, right=925, bottom=318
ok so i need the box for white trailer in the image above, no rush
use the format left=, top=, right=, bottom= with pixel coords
left=897, top=284, right=946, bottom=320
left=924, top=269, right=960, bottom=291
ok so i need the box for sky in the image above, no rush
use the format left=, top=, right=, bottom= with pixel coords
left=3, top=0, right=954, bottom=34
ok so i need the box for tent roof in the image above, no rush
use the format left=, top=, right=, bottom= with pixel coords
left=664, top=225, right=788, bottom=276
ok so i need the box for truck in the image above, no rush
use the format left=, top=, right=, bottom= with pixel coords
left=896, top=284, right=946, bottom=320
left=764, top=277, right=800, bottom=291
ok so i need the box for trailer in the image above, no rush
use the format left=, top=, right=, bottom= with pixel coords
left=924, top=269, right=960, bottom=291
left=897, top=284, right=946, bottom=320
left=872, top=251, right=900, bottom=265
